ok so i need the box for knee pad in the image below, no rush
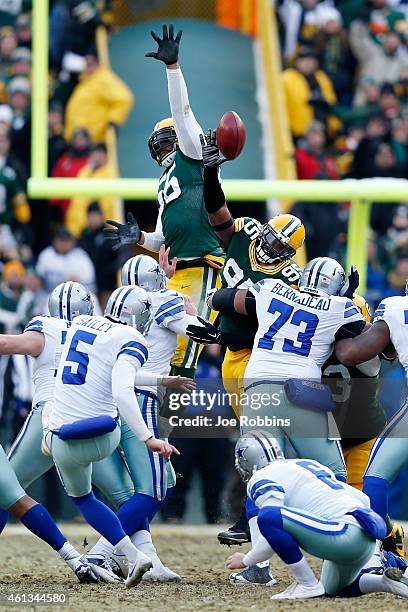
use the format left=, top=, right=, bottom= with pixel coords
left=257, top=506, right=283, bottom=535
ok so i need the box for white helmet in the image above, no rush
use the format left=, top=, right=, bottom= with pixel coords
left=235, top=431, right=284, bottom=482
left=104, top=286, right=153, bottom=335
left=121, top=255, right=166, bottom=292
left=48, top=282, right=93, bottom=321
left=299, top=257, right=345, bottom=297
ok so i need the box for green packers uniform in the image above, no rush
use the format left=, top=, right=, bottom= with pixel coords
left=322, top=355, right=386, bottom=489
left=220, top=217, right=302, bottom=415
left=158, top=149, right=224, bottom=375
left=0, top=164, right=25, bottom=225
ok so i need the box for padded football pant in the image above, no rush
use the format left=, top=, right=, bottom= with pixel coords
left=8, top=402, right=134, bottom=509
left=167, top=264, right=220, bottom=374
left=52, top=427, right=122, bottom=498
left=343, top=439, right=376, bottom=491
left=258, top=506, right=374, bottom=596
left=0, top=444, right=26, bottom=509
left=113, top=390, right=176, bottom=501
left=222, top=348, right=251, bottom=418
left=243, top=382, right=347, bottom=480
left=364, top=399, right=408, bottom=483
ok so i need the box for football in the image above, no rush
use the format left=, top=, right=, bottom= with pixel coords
left=216, top=111, right=246, bottom=160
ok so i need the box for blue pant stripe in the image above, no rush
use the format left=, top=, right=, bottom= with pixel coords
left=364, top=400, right=408, bottom=475
left=141, top=392, right=162, bottom=501
left=8, top=408, right=35, bottom=460
left=281, top=508, right=349, bottom=535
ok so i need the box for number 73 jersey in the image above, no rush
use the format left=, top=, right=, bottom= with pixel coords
left=219, top=217, right=302, bottom=348
left=245, top=278, right=364, bottom=382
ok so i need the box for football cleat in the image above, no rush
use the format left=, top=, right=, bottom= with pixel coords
left=383, top=567, right=408, bottom=598
left=85, top=554, right=123, bottom=584
left=142, top=565, right=181, bottom=582
left=124, top=553, right=153, bottom=588
left=271, top=580, right=325, bottom=600
left=383, top=522, right=405, bottom=559
left=229, top=563, right=277, bottom=586
left=218, top=509, right=250, bottom=546
left=66, top=555, right=99, bottom=584
left=110, top=551, right=128, bottom=579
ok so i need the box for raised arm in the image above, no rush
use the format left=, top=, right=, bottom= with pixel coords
left=208, top=288, right=253, bottom=316
left=335, top=321, right=391, bottom=366
left=146, top=24, right=203, bottom=159
left=0, top=331, right=44, bottom=357
left=201, top=131, right=235, bottom=245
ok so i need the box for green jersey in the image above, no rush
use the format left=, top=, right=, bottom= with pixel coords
left=219, top=217, right=302, bottom=349
left=322, top=355, right=386, bottom=447
left=157, top=150, right=224, bottom=260
left=0, top=164, right=23, bottom=225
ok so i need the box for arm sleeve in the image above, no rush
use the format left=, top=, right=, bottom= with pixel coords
left=335, top=319, right=366, bottom=341
left=142, top=209, right=165, bottom=253
left=243, top=517, right=275, bottom=566
left=166, top=67, right=203, bottom=160
left=204, top=166, right=226, bottom=214
left=166, top=313, right=202, bottom=336
left=112, top=356, right=152, bottom=442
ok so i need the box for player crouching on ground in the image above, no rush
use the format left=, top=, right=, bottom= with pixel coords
left=226, top=432, right=408, bottom=600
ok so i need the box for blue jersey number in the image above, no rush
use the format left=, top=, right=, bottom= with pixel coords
left=297, top=460, right=343, bottom=490
left=62, top=330, right=97, bottom=385
left=258, top=298, right=319, bottom=357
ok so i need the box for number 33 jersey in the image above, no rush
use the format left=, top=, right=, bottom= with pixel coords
left=51, top=316, right=148, bottom=430
left=244, top=278, right=364, bottom=383
left=219, top=217, right=302, bottom=349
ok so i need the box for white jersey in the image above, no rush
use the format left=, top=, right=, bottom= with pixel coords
left=245, top=279, right=364, bottom=383
left=50, top=315, right=148, bottom=430
left=374, top=295, right=408, bottom=376
left=248, top=458, right=370, bottom=526
left=24, top=316, right=71, bottom=406
left=137, top=289, right=186, bottom=400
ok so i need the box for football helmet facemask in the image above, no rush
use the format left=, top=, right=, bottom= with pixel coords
left=148, top=118, right=178, bottom=168
left=255, top=214, right=305, bottom=265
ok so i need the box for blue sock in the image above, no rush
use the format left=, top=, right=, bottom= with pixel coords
left=337, top=568, right=376, bottom=597
left=21, top=504, right=66, bottom=551
left=117, top=493, right=161, bottom=535
left=71, top=492, right=126, bottom=546
left=363, top=475, right=388, bottom=519
left=0, top=508, right=9, bottom=534
left=257, top=506, right=302, bottom=564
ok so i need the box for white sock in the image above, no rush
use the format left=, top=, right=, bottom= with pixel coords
left=58, top=541, right=80, bottom=561
left=115, top=536, right=139, bottom=565
left=359, top=572, right=395, bottom=594
left=89, top=536, right=114, bottom=558
left=131, top=530, right=163, bottom=568
left=287, top=557, right=318, bottom=586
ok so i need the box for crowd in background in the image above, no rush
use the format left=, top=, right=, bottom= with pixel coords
left=277, top=0, right=408, bottom=308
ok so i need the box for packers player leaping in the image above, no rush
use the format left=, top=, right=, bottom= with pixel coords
left=187, top=131, right=304, bottom=551
left=104, top=24, right=224, bottom=379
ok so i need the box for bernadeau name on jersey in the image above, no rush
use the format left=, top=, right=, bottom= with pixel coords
left=74, top=316, right=115, bottom=333
left=269, top=282, right=330, bottom=311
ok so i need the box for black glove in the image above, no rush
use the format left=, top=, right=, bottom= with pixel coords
left=186, top=316, right=222, bottom=345
left=340, top=265, right=360, bottom=299
left=145, top=24, right=182, bottom=65
left=200, top=130, right=227, bottom=168
left=103, top=212, right=141, bottom=251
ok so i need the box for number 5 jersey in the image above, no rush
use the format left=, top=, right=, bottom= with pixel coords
left=244, top=278, right=365, bottom=383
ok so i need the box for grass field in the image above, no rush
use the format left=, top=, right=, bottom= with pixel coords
left=0, top=524, right=405, bottom=611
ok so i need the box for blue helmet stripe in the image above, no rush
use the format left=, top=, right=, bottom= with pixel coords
left=312, top=259, right=327, bottom=288
left=58, top=283, right=64, bottom=319
left=66, top=282, right=73, bottom=320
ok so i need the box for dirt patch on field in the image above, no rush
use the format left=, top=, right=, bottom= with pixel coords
left=0, top=524, right=405, bottom=611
